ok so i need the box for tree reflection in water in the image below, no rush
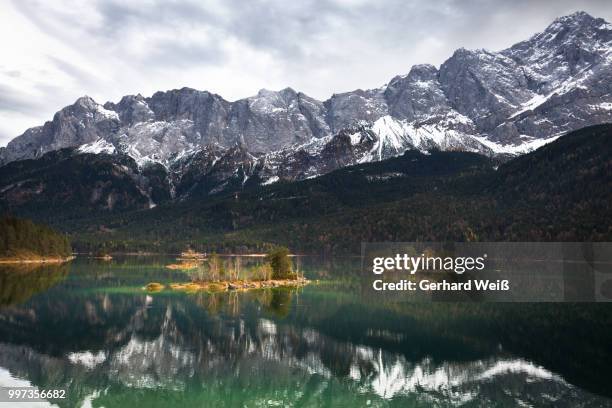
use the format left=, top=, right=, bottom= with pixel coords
left=0, top=263, right=68, bottom=307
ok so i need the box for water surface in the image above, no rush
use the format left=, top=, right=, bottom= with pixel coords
left=0, top=256, right=611, bottom=407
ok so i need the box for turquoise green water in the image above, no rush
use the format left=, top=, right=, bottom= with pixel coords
left=0, top=256, right=611, bottom=407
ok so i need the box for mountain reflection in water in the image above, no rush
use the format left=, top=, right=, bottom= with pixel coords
left=0, top=256, right=610, bottom=407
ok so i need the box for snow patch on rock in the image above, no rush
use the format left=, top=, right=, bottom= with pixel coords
left=78, top=139, right=116, bottom=154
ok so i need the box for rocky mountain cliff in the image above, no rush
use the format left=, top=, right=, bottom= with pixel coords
left=1, top=11, right=611, bottom=194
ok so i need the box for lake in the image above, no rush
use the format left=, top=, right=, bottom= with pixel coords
left=0, top=256, right=611, bottom=407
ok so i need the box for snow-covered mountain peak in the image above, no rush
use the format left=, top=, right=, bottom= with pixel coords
left=406, top=64, right=438, bottom=81
left=551, top=10, right=598, bottom=27
left=1, top=11, right=612, bottom=191
left=250, top=87, right=300, bottom=113
left=502, top=11, right=612, bottom=94
left=73, top=95, right=97, bottom=109
left=508, top=11, right=611, bottom=55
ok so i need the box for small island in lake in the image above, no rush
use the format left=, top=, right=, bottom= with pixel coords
left=0, top=217, right=73, bottom=264
left=165, top=248, right=206, bottom=270
left=150, top=247, right=308, bottom=292
left=93, top=251, right=113, bottom=261
left=178, top=248, right=206, bottom=260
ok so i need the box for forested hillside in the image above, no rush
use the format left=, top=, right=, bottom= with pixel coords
left=18, top=124, right=603, bottom=255
left=0, top=125, right=610, bottom=255
left=0, top=217, right=72, bottom=260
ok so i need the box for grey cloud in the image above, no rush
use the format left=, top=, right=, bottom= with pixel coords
left=2, top=69, right=21, bottom=78
left=3, top=0, right=612, bottom=147
left=11, top=0, right=612, bottom=68
left=0, top=84, right=45, bottom=114
left=47, top=55, right=97, bottom=85
left=144, top=39, right=228, bottom=67
left=93, top=0, right=219, bottom=38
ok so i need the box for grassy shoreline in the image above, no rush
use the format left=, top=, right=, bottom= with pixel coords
left=0, top=255, right=75, bottom=264
left=146, top=277, right=310, bottom=293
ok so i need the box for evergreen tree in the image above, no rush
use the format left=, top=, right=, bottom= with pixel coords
left=266, top=246, right=292, bottom=279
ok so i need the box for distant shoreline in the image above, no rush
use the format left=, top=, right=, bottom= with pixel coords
left=74, top=252, right=307, bottom=257
left=0, top=256, right=75, bottom=264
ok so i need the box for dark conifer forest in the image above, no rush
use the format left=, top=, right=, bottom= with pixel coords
left=0, top=216, right=72, bottom=259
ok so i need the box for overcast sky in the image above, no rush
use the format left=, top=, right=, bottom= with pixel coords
left=1, top=0, right=612, bottom=146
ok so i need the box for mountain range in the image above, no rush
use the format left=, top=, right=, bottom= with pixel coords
left=1, top=11, right=612, bottom=205
left=1, top=122, right=609, bottom=254
left=0, top=10, right=611, bottom=252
